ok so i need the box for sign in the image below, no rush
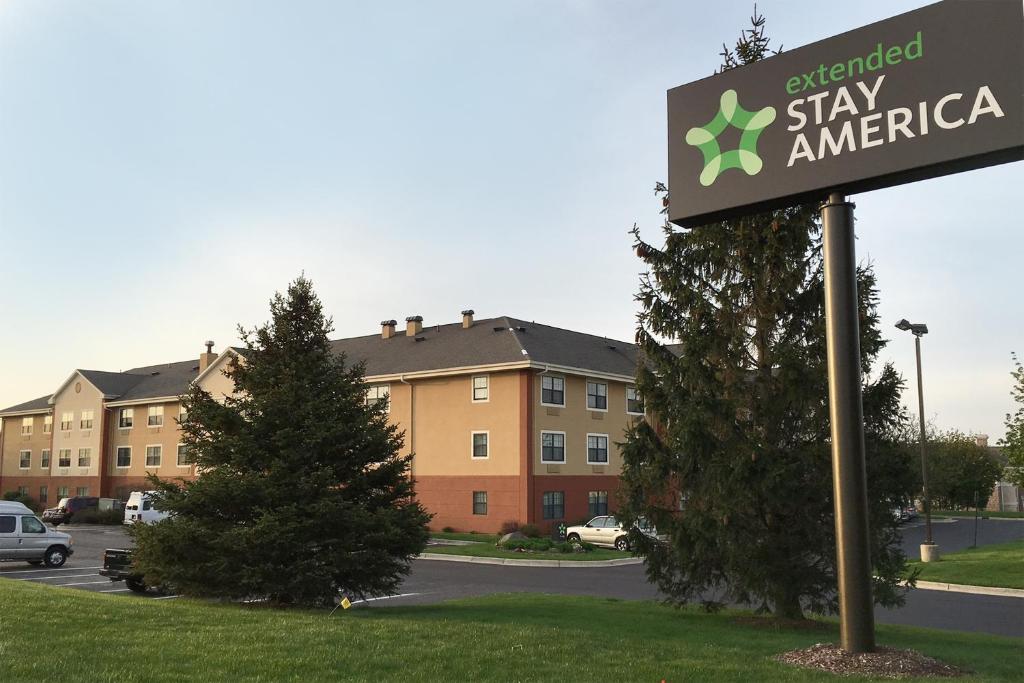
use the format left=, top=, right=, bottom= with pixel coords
left=667, top=0, right=1024, bottom=227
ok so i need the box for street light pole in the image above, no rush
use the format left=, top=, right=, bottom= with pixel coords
left=914, top=334, right=933, bottom=546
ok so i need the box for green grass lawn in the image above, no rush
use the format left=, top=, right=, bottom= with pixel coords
left=425, top=543, right=632, bottom=562
left=932, top=510, right=1024, bottom=520
left=1, top=582, right=1020, bottom=682
left=429, top=531, right=498, bottom=543
left=908, top=539, right=1024, bottom=590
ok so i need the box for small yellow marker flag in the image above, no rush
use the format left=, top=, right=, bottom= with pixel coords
left=340, top=597, right=352, bottom=610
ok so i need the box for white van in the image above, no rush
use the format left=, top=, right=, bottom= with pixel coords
left=0, top=501, right=34, bottom=515
left=123, top=491, right=169, bottom=525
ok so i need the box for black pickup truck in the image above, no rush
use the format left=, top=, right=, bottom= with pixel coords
left=99, top=548, right=147, bottom=593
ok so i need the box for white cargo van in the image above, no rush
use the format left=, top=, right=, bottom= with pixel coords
left=123, top=491, right=169, bottom=524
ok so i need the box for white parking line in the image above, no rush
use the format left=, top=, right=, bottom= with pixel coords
left=100, top=588, right=131, bottom=593
left=54, top=580, right=112, bottom=587
left=17, top=573, right=100, bottom=582
left=1, top=566, right=102, bottom=575
left=351, top=592, right=422, bottom=605
left=153, top=594, right=180, bottom=600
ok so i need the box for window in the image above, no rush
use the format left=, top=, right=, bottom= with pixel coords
left=542, top=491, right=565, bottom=520
left=21, top=515, right=45, bottom=533
left=19, top=450, right=31, bottom=469
left=148, top=405, right=164, bottom=427
left=21, top=417, right=33, bottom=435
left=178, top=405, right=188, bottom=424
left=472, top=375, right=489, bottom=402
left=60, top=412, right=73, bottom=431
left=80, top=410, right=94, bottom=430
left=586, top=381, right=608, bottom=410
left=57, top=449, right=71, bottom=468
left=43, top=415, right=52, bottom=434
left=116, top=447, right=131, bottom=468
left=39, top=486, right=48, bottom=504
left=177, top=444, right=191, bottom=467
left=76, top=487, right=89, bottom=497
left=365, top=385, right=390, bottom=411
left=57, top=486, right=69, bottom=498
left=0, top=516, right=14, bottom=533
left=587, top=434, right=609, bottom=464
left=78, top=448, right=91, bottom=467
left=41, top=449, right=50, bottom=468
left=541, top=375, right=565, bottom=406
left=119, top=408, right=134, bottom=429
left=627, top=387, right=644, bottom=414
left=473, top=491, right=488, bottom=515
left=589, top=491, right=609, bottom=517
left=541, top=431, right=566, bottom=463
left=18, top=486, right=28, bottom=497
left=146, top=445, right=162, bottom=467
left=471, top=432, right=489, bottom=459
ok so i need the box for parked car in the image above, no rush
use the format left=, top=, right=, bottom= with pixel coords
left=0, top=509, right=74, bottom=567
left=42, top=496, right=99, bottom=526
left=123, top=491, right=170, bottom=525
left=565, top=516, right=663, bottom=551
left=99, top=548, right=147, bottom=593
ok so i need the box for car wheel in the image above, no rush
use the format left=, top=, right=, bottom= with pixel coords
left=125, top=577, right=147, bottom=593
left=44, top=546, right=68, bottom=568
left=27, top=560, right=43, bottom=566
left=614, top=536, right=629, bottom=551
left=567, top=533, right=581, bottom=544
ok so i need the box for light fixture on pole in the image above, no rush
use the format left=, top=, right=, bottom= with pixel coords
left=895, top=319, right=938, bottom=562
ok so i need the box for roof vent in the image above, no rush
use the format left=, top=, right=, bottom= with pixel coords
left=492, top=326, right=505, bottom=332
left=607, top=344, right=617, bottom=350
left=461, top=309, right=475, bottom=329
left=516, top=326, right=526, bottom=332
left=381, top=319, right=398, bottom=340
left=415, top=336, right=426, bottom=342
left=406, top=316, right=423, bottom=336
left=150, top=372, right=160, bottom=376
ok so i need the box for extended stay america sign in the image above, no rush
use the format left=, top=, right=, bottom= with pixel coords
left=667, top=0, right=1024, bottom=227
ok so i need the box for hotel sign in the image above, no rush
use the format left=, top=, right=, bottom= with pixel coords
left=667, top=0, right=1024, bottom=227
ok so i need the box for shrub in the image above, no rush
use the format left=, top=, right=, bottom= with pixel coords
left=3, top=491, right=39, bottom=512
left=72, top=509, right=124, bottom=525
left=441, top=526, right=455, bottom=533
left=519, top=523, right=541, bottom=538
left=499, top=520, right=520, bottom=535
left=501, top=538, right=595, bottom=554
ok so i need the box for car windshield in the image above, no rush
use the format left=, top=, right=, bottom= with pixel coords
left=56, top=498, right=70, bottom=510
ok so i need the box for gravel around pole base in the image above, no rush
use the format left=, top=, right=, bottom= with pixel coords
left=775, top=643, right=968, bottom=678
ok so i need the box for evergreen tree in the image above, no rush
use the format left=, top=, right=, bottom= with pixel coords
left=130, top=277, right=430, bottom=605
left=924, top=429, right=1001, bottom=510
left=619, top=12, right=916, bottom=620
left=999, top=353, right=1024, bottom=488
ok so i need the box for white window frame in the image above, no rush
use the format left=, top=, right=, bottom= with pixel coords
left=148, top=405, right=164, bottom=427
left=626, top=386, right=644, bottom=415
left=540, top=430, right=567, bottom=463
left=540, top=375, right=566, bottom=407
left=471, top=375, right=489, bottom=403
left=470, top=431, right=489, bottom=460
left=145, top=444, right=162, bottom=468
left=60, top=412, right=73, bottom=431
left=119, top=408, right=134, bottom=429
left=586, top=433, right=610, bottom=465
left=80, top=410, right=94, bottom=430
left=365, top=384, right=390, bottom=413
left=77, top=447, right=92, bottom=467
left=57, top=449, right=72, bottom=468
left=41, top=449, right=50, bottom=468
left=19, top=450, right=31, bottom=470
left=57, top=486, right=69, bottom=498
left=21, top=417, right=33, bottom=435
left=43, top=415, right=52, bottom=434
left=586, top=380, right=609, bottom=412
left=178, top=405, right=187, bottom=424
left=115, top=446, right=132, bottom=469
left=472, top=490, right=488, bottom=515
left=176, top=443, right=190, bottom=467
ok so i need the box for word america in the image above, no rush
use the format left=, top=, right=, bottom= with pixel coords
left=785, top=75, right=1004, bottom=167
left=786, top=32, right=922, bottom=94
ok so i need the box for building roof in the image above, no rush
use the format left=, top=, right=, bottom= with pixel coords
left=0, top=395, right=52, bottom=415
left=112, top=359, right=203, bottom=402
left=78, top=369, right=147, bottom=397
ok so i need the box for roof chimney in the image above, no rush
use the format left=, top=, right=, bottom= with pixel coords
left=199, top=341, right=217, bottom=373
left=975, top=434, right=989, bottom=448
left=461, top=309, right=475, bottom=329
left=381, top=320, right=397, bottom=339
left=406, top=315, right=423, bottom=336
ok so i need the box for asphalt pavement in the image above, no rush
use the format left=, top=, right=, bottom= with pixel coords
left=2, top=519, right=1021, bottom=637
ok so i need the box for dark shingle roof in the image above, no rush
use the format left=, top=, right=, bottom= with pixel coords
left=78, top=370, right=147, bottom=397
left=111, top=359, right=201, bottom=402
left=0, top=395, right=52, bottom=414
left=507, top=317, right=638, bottom=377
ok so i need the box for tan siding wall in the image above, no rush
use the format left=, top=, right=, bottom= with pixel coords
left=532, top=374, right=640, bottom=476
left=196, top=354, right=238, bottom=401
left=107, top=401, right=194, bottom=480
left=50, top=378, right=105, bottom=481
left=1, top=413, right=53, bottom=484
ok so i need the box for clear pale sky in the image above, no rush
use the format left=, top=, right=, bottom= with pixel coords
left=1, top=1, right=1020, bottom=440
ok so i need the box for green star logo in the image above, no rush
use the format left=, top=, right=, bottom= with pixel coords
left=685, top=89, right=776, bottom=187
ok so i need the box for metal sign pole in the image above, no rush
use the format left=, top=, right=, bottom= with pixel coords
left=822, top=192, right=876, bottom=653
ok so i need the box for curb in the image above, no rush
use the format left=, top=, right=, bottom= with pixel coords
left=417, top=552, right=643, bottom=568
left=932, top=515, right=1024, bottom=523
left=911, top=579, right=1024, bottom=599
left=53, top=524, right=126, bottom=531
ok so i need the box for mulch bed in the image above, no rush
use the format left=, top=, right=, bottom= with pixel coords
left=775, top=643, right=968, bottom=679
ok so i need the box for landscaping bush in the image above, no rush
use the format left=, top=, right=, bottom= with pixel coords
left=499, top=520, right=520, bottom=535
left=442, top=526, right=455, bottom=533
left=500, top=538, right=597, bottom=554
left=519, top=523, right=541, bottom=538
left=72, top=509, right=125, bottom=525
left=3, top=491, right=40, bottom=512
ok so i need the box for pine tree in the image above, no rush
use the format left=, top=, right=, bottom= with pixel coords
left=619, top=12, right=916, bottom=620
left=999, top=353, right=1024, bottom=489
left=130, top=277, right=431, bottom=605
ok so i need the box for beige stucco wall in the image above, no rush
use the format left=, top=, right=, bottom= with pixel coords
left=50, top=376, right=105, bottom=480
left=107, top=401, right=192, bottom=479
left=532, top=374, right=640, bottom=476
left=381, top=370, right=523, bottom=477
left=1, top=412, right=53, bottom=479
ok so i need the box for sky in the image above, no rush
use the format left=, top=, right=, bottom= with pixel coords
left=0, top=1, right=1020, bottom=441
